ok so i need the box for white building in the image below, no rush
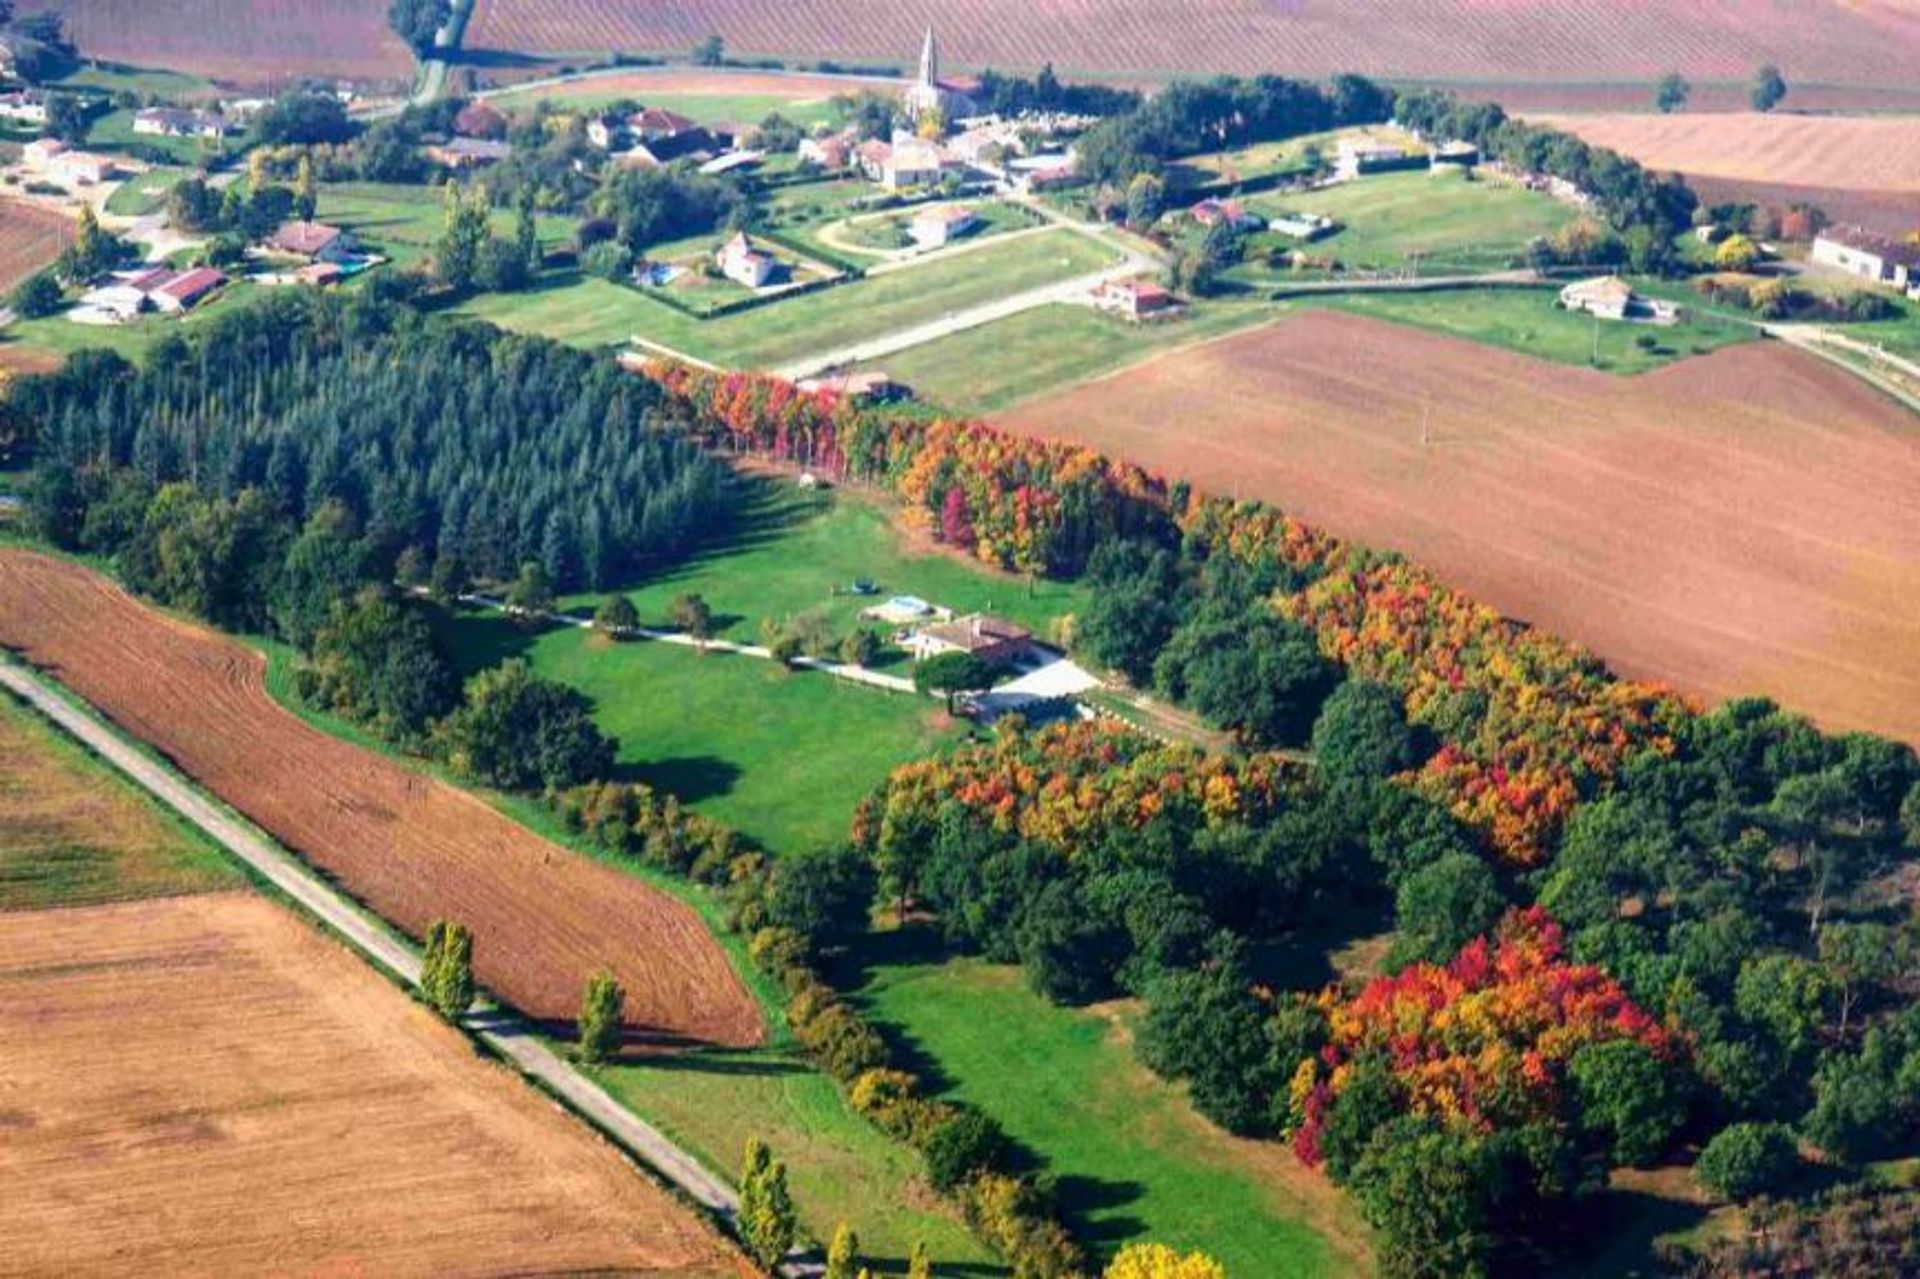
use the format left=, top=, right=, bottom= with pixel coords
left=716, top=231, right=779, bottom=288
left=1811, top=225, right=1920, bottom=291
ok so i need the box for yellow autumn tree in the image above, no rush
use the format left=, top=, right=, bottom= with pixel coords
left=1104, top=1243, right=1226, bottom=1279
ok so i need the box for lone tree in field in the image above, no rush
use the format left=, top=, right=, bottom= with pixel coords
left=825, top=1223, right=860, bottom=1279
left=739, top=1138, right=796, bottom=1268
left=421, top=919, right=474, bottom=1019
left=576, top=968, right=625, bottom=1064
left=670, top=592, right=714, bottom=648
left=914, top=651, right=996, bottom=714
left=1655, top=72, right=1690, bottom=114
left=593, top=593, right=639, bottom=636
left=1751, top=64, right=1788, bottom=112
left=505, top=559, right=555, bottom=619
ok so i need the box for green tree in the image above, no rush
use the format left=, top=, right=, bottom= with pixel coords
left=907, top=1241, right=932, bottom=1279
left=739, top=1137, right=796, bottom=1268
left=1388, top=853, right=1505, bottom=969
left=514, top=184, right=540, bottom=274
left=505, top=559, right=554, bottom=618
left=693, top=34, right=725, bottom=66
left=670, top=591, right=714, bottom=647
left=766, top=846, right=877, bottom=954
left=420, top=919, right=474, bottom=1018
left=436, top=182, right=489, bottom=292
left=914, top=650, right=996, bottom=713
left=1655, top=72, right=1690, bottom=114
left=1818, top=921, right=1898, bottom=1037
left=1124, top=172, right=1165, bottom=227
left=593, top=593, right=639, bottom=635
left=434, top=659, right=617, bottom=791
left=1568, top=1039, right=1687, bottom=1167
left=1695, top=1121, right=1800, bottom=1200
left=388, top=0, right=452, bottom=54
left=1714, top=232, right=1760, bottom=272
left=825, top=1223, right=859, bottom=1279
left=576, top=967, right=624, bottom=1063
left=1735, top=952, right=1834, bottom=1065
left=1750, top=64, right=1788, bottom=113
left=294, top=151, right=317, bottom=221
left=9, top=268, right=61, bottom=318
left=1312, top=680, right=1416, bottom=782
left=922, top=1108, right=1006, bottom=1192
left=1349, top=1116, right=1497, bottom=1279
left=1319, top=1055, right=1400, bottom=1181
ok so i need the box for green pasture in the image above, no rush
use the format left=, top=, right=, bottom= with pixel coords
left=461, top=227, right=1120, bottom=367
left=104, top=164, right=192, bottom=217
left=316, top=181, right=581, bottom=269
left=490, top=85, right=840, bottom=129
left=853, top=949, right=1365, bottom=1276
left=85, top=108, right=236, bottom=165
left=837, top=199, right=1043, bottom=254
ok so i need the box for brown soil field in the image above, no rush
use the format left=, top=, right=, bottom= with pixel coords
left=1526, top=112, right=1920, bottom=194
left=0, top=551, right=762, bottom=1046
left=0, top=694, right=235, bottom=909
left=0, top=892, right=748, bottom=1278
left=468, top=0, right=1920, bottom=93
left=0, top=197, right=70, bottom=295
left=15, top=0, right=414, bottom=87
left=998, top=312, right=1920, bottom=745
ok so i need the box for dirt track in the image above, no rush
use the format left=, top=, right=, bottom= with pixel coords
left=0, top=893, right=747, bottom=1278
left=998, top=312, right=1920, bottom=745
left=0, top=550, right=762, bottom=1046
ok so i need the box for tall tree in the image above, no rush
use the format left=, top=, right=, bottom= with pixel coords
left=436, top=182, right=489, bottom=292
left=420, top=919, right=474, bottom=1018
left=294, top=152, right=317, bottom=221
left=575, top=968, right=625, bottom=1063
left=739, top=1138, right=796, bottom=1268
left=825, top=1224, right=859, bottom=1279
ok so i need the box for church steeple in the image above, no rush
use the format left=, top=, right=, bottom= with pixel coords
left=918, top=27, right=939, bottom=88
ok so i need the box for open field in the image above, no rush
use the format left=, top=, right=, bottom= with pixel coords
left=0, top=691, right=237, bottom=909
left=1527, top=112, right=1920, bottom=195
left=1239, top=169, right=1579, bottom=275
left=0, top=549, right=761, bottom=1044
left=0, top=196, right=71, bottom=293
left=466, top=0, right=1920, bottom=94
left=318, top=181, right=581, bottom=269
left=856, top=949, right=1367, bottom=1276
left=486, top=68, right=867, bottom=124
left=462, top=227, right=1118, bottom=365
left=999, top=311, right=1920, bottom=744
left=16, top=0, right=414, bottom=87
left=0, top=893, right=746, bottom=1277
left=103, top=164, right=194, bottom=217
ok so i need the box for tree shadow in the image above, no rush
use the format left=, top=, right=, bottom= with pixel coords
left=1247, top=895, right=1395, bottom=993
left=438, top=610, right=541, bottom=677
left=1557, top=1184, right=1712, bottom=1278
left=1048, top=1174, right=1149, bottom=1251
left=611, top=754, right=742, bottom=804
left=626, top=1048, right=813, bottom=1078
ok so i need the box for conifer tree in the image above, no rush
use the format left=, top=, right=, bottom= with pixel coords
left=825, top=1223, right=858, bottom=1279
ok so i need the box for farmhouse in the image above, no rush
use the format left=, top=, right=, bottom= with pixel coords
left=0, top=90, right=46, bottom=125
left=133, top=107, right=228, bottom=139
left=1190, top=198, right=1264, bottom=232
left=902, top=28, right=976, bottom=124
left=716, top=231, right=780, bottom=288
left=427, top=136, right=512, bottom=168
left=910, top=204, right=980, bottom=249
left=47, top=149, right=117, bottom=185
left=1558, top=275, right=1678, bottom=324
left=857, top=136, right=954, bottom=190
left=1092, top=277, right=1180, bottom=321
left=266, top=219, right=355, bottom=262
left=453, top=99, right=508, bottom=139
left=798, top=127, right=858, bottom=170
left=1811, top=225, right=1920, bottom=291
left=589, top=106, right=723, bottom=165
left=907, top=614, right=1034, bottom=666
left=74, top=266, right=224, bottom=321
left=1336, top=139, right=1423, bottom=179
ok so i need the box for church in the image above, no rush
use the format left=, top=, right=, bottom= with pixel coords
left=901, top=28, right=975, bottom=124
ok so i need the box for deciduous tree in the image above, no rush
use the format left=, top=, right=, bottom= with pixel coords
left=421, top=919, right=474, bottom=1018
left=575, top=968, right=624, bottom=1063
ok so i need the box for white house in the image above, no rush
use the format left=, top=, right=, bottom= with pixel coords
left=856, top=135, right=954, bottom=190
left=716, top=231, right=779, bottom=288
left=1811, top=225, right=1920, bottom=291
left=133, top=107, right=228, bottom=139
left=1558, top=275, right=1679, bottom=324
left=0, top=90, right=46, bottom=125
left=910, top=204, right=979, bottom=249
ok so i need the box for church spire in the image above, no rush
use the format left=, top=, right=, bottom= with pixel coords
left=918, top=27, right=939, bottom=87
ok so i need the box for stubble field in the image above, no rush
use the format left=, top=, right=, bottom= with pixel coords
left=1525, top=112, right=1920, bottom=195
left=468, top=0, right=1920, bottom=94
left=15, top=0, right=414, bottom=86
left=0, top=549, right=762, bottom=1046
left=0, top=893, right=748, bottom=1278
left=999, top=312, right=1920, bottom=745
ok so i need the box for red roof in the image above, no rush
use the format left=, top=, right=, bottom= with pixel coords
left=269, top=220, right=343, bottom=256
left=154, top=268, right=226, bottom=305
left=632, top=106, right=699, bottom=137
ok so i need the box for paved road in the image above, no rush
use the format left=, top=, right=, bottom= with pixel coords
left=0, top=655, right=818, bottom=1276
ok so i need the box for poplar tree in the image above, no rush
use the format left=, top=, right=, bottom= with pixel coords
left=421, top=919, right=474, bottom=1018
left=825, top=1223, right=859, bottom=1279
left=739, top=1137, right=796, bottom=1268
left=576, top=968, right=624, bottom=1063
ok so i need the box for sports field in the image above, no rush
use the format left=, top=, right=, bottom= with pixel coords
left=999, top=310, right=1920, bottom=745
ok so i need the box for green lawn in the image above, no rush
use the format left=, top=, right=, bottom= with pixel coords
left=489, top=87, right=840, bottom=129
left=837, top=199, right=1043, bottom=254
left=596, top=1049, right=997, bottom=1271
left=1309, top=286, right=1757, bottom=374
left=1, top=282, right=260, bottom=366
left=317, top=181, right=582, bottom=269
left=85, top=108, right=237, bottom=165
left=462, top=227, right=1121, bottom=367
left=852, top=299, right=1278, bottom=414
left=104, top=164, right=192, bottom=217
left=854, top=949, right=1367, bottom=1277
left=1239, top=169, right=1577, bottom=276
left=0, top=690, right=239, bottom=910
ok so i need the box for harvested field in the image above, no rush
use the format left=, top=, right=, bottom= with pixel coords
left=0, top=893, right=747, bottom=1278
left=0, top=693, right=235, bottom=909
left=467, top=0, right=1920, bottom=92
left=0, top=550, right=762, bottom=1046
left=1526, top=112, right=1920, bottom=194
left=998, top=312, right=1920, bottom=745
left=0, top=198, right=70, bottom=295
left=15, top=0, right=414, bottom=87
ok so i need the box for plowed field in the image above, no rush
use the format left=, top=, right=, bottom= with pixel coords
left=468, top=0, right=1920, bottom=92
left=1526, top=112, right=1920, bottom=194
left=998, top=312, right=1920, bottom=744
left=15, top=0, right=413, bottom=86
left=0, top=198, right=70, bottom=294
left=0, top=893, right=747, bottom=1278
left=0, top=550, right=761, bottom=1046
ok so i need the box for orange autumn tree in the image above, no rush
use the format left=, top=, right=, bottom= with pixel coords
left=1288, top=906, right=1680, bottom=1167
